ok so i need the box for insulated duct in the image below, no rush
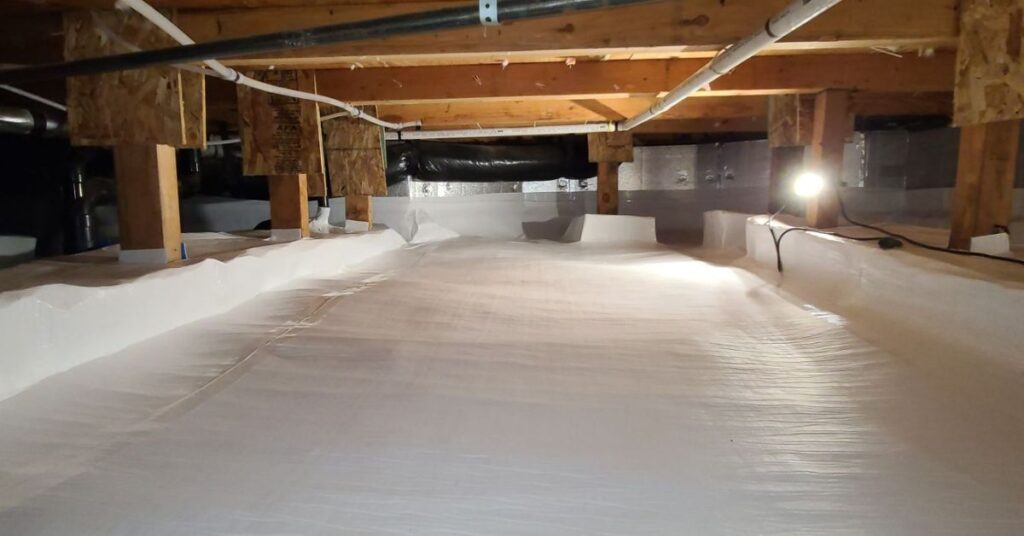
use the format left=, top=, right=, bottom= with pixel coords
left=0, top=106, right=66, bottom=137
left=385, top=141, right=594, bottom=184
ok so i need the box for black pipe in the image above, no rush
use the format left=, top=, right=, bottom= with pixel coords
left=0, top=0, right=656, bottom=84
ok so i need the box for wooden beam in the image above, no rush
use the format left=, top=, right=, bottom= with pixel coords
left=315, top=54, right=955, bottom=105
left=163, top=0, right=957, bottom=68
left=949, top=120, right=1021, bottom=249
left=113, top=144, right=182, bottom=263
left=768, top=94, right=815, bottom=147
left=587, top=132, right=634, bottom=163
left=954, top=0, right=1024, bottom=126
left=236, top=69, right=326, bottom=196
left=268, top=174, right=310, bottom=240
left=64, top=10, right=204, bottom=148
left=806, top=90, right=852, bottom=229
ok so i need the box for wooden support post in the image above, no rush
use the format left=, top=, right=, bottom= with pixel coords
left=346, top=195, right=373, bottom=226
left=806, top=90, right=852, bottom=228
left=587, top=132, right=633, bottom=215
left=268, top=174, right=310, bottom=241
left=597, top=162, right=620, bottom=215
left=949, top=120, right=1021, bottom=249
left=113, top=144, right=182, bottom=263
left=767, top=94, right=814, bottom=212
left=768, top=146, right=806, bottom=213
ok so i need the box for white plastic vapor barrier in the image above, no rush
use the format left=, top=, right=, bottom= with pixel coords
left=0, top=230, right=406, bottom=401
left=1, top=238, right=1023, bottom=533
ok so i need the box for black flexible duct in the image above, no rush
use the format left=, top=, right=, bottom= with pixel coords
left=385, top=141, right=594, bottom=184
left=0, top=0, right=657, bottom=84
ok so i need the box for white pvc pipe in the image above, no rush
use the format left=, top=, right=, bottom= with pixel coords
left=618, top=0, right=843, bottom=131
left=0, top=84, right=67, bottom=112
left=115, top=0, right=420, bottom=131
left=384, top=123, right=614, bottom=141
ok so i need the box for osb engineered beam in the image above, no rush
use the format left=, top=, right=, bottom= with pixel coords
left=237, top=69, right=327, bottom=196
left=321, top=106, right=387, bottom=210
left=161, top=0, right=957, bottom=68
left=954, top=0, right=1024, bottom=126
left=64, top=10, right=205, bottom=148
left=316, top=53, right=955, bottom=105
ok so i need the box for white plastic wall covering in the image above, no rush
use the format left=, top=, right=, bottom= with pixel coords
left=618, top=0, right=844, bottom=131
left=115, top=0, right=421, bottom=131
left=384, top=123, right=615, bottom=140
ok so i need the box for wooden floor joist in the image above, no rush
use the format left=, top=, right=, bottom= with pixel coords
left=168, top=0, right=958, bottom=68
left=316, top=53, right=955, bottom=105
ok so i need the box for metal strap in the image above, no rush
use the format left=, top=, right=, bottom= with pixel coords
left=479, top=0, right=499, bottom=25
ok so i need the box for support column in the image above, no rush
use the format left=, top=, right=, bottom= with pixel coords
left=269, top=173, right=310, bottom=241
left=806, top=90, right=852, bottom=228
left=768, top=147, right=806, bottom=213
left=588, top=132, right=633, bottom=215
left=113, top=144, right=182, bottom=263
left=346, top=194, right=373, bottom=225
left=597, top=162, right=620, bottom=215
left=949, top=120, right=1020, bottom=249
left=767, top=94, right=813, bottom=213
left=949, top=0, right=1024, bottom=249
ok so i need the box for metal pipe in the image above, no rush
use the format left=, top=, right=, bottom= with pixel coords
left=0, top=106, right=66, bottom=137
left=618, top=0, right=843, bottom=131
left=0, top=0, right=657, bottom=84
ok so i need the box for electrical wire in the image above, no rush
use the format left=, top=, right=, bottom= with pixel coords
left=836, top=195, right=1024, bottom=268
left=767, top=196, right=1024, bottom=274
left=766, top=214, right=889, bottom=273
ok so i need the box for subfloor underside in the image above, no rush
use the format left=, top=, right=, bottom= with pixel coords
left=2, top=239, right=1023, bottom=534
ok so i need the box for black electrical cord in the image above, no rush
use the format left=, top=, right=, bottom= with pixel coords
left=836, top=195, right=1024, bottom=268
left=767, top=216, right=889, bottom=273
left=0, top=0, right=657, bottom=84
left=768, top=196, right=1024, bottom=273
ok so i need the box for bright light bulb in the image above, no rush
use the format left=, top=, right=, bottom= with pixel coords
left=793, top=172, right=825, bottom=199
